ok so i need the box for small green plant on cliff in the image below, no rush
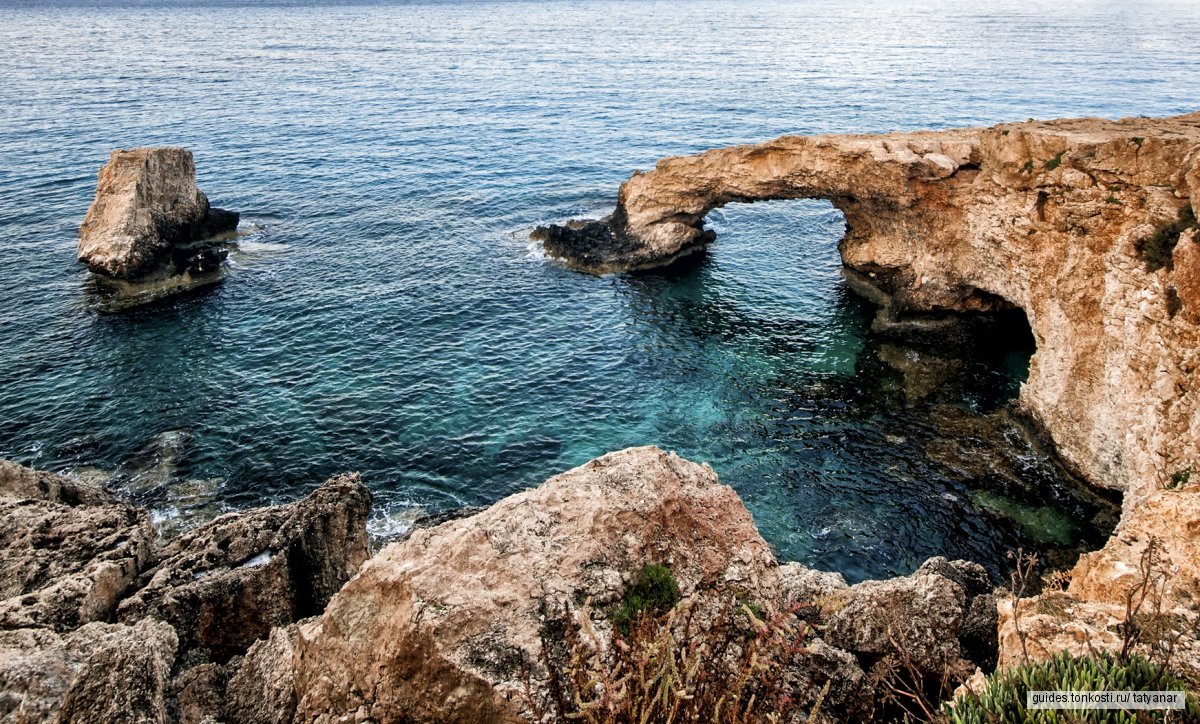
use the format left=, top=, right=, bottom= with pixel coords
left=1167, top=468, right=1191, bottom=490
left=1020, top=160, right=1035, bottom=173
left=1044, top=152, right=1064, bottom=171
left=1137, top=204, right=1197, bottom=272
left=944, top=652, right=1199, bottom=723
left=611, top=563, right=681, bottom=636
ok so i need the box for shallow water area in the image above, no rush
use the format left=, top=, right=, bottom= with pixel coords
left=2, top=0, right=1192, bottom=581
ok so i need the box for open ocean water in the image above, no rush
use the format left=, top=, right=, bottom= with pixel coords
left=1, top=0, right=1196, bottom=581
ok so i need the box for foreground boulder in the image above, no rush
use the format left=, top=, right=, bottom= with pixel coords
left=117, top=473, right=372, bottom=661
left=214, top=447, right=996, bottom=723
left=0, top=461, right=155, bottom=632
left=229, top=447, right=781, bottom=722
left=78, top=147, right=239, bottom=305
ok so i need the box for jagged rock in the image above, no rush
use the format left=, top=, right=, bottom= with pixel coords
left=777, top=562, right=848, bottom=604
left=0, top=461, right=155, bottom=632
left=998, top=484, right=1200, bottom=684
left=238, top=447, right=780, bottom=722
left=916, top=556, right=993, bottom=598
left=77, top=147, right=239, bottom=305
left=223, top=625, right=303, bottom=724
left=0, top=619, right=177, bottom=723
left=778, top=639, right=871, bottom=720
left=959, top=593, right=1000, bottom=671
left=536, top=113, right=1200, bottom=502
left=116, top=473, right=371, bottom=662
left=823, top=570, right=968, bottom=675
left=0, top=459, right=115, bottom=506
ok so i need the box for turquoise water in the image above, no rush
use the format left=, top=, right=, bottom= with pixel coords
left=1, top=0, right=1191, bottom=581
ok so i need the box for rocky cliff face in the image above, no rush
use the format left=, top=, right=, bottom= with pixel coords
left=536, top=113, right=1200, bottom=503
left=78, top=147, right=239, bottom=306
left=0, top=462, right=370, bottom=723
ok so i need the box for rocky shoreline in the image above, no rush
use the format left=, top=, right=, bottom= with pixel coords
left=3, top=111, right=1198, bottom=720
left=0, top=449, right=1007, bottom=722
left=535, top=112, right=1200, bottom=501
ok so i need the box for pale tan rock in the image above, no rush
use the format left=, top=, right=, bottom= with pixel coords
left=77, top=147, right=239, bottom=305
left=997, top=485, right=1200, bottom=684
left=246, top=446, right=780, bottom=722
left=0, top=460, right=115, bottom=506
left=537, top=113, right=1200, bottom=501
left=997, top=594, right=1200, bottom=686
left=1069, top=485, right=1200, bottom=611
left=777, top=562, right=848, bottom=604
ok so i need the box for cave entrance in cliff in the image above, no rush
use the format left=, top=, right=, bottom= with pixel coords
left=698, top=197, right=1039, bottom=413
left=672, top=198, right=1107, bottom=580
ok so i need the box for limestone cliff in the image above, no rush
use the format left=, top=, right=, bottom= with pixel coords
left=535, top=113, right=1200, bottom=503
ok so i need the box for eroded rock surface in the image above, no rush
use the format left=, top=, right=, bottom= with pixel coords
left=0, top=462, right=155, bottom=632
left=78, top=147, right=239, bottom=305
left=0, top=619, right=178, bottom=723
left=536, top=113, right=1200, bottom=500
left=998, top=483, right=1200, bottom=684
left=0, top=460, right=372, bottom=722
left=117, top=473, right=371, bottom=661
left=237, top=447, right=778, bottom=722
left=211, top=447, right=997, bottom=723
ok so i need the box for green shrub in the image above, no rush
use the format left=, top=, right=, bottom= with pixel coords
left=946, top=652, right=1199, bottom=723
left=1138, top=205, right=1197, bottom=272
left=1169, top=468, right=1192, bottom=490
left=611, top=563, right=680, bottom=635
left=1021, top=160, right=1035, bottom=173
left=1044, top=152, right=1064, bottom=171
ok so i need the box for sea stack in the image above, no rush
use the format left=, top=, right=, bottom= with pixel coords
left=77, top=147, right=239, bottom=306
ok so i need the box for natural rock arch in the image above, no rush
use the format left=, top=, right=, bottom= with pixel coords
left=536, top=113, right=1200, bottom=499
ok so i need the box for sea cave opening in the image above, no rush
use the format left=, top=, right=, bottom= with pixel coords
left=616, top=198, right=1118, bottom=583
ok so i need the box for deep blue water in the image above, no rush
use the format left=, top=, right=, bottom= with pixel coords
left=1, top=0, right=1194, bottom=581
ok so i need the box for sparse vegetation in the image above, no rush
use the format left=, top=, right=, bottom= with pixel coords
left=1020, top=160, right=1035, bottom=173
left=945, top=652, right=1199, bottom=723
left=611, top=563, right=681, bottom=636
left=1044, top=152, right=1064, bottom=171
left=1106, top=196, right=1123, bottom=205
left=1137, top=205, right=1197, bottom=272
left=1168, top=468, right=1191, bottom=490
left=529, top=598, right=817, bottom=723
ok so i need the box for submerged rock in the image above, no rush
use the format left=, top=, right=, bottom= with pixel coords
left=78, top=147, right=239, bottom=306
